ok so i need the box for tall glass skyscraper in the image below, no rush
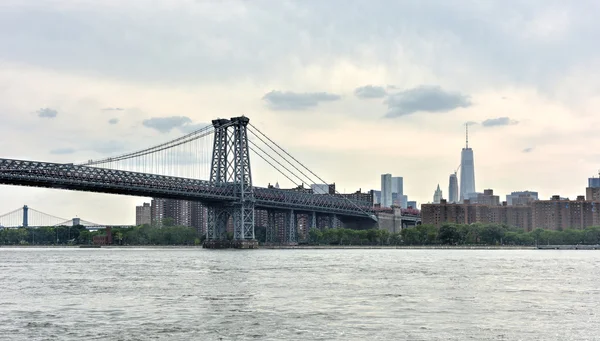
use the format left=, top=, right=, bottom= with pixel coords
left=459, top=125, right=476, bottom=202
left=391, top=177, right=403, bottom=196
left=381, top=174, right=392, bottom=207
left=448, top=173, right=459, bottom=203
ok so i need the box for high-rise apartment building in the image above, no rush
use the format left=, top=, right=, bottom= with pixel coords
left=448, top=173, right=459, bottom=203
left=586, top=187, right=600, bottom=202
left=381, top=174, right=392, bottom=208
left=459, top=125, right=476, bottom=202
left=135, top=202, right=151, bottom=226
left=433, top=184, right=443, bottom=203
left=422, top=194, right=600, bottom=231
left=150, top=198, right=207, bottom=235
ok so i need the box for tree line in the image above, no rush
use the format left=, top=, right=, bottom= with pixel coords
left=307, top=223, right=600, bottom=246
left=3, top=222, right=600, bottom=246
left=0, top=221, right=200, bottom=246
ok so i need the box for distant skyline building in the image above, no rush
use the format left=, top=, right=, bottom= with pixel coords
left=589, top=173, right=600, bottom=188
left=381, top=174, right=392, bottom=207
left=392, top=193, right=408, bottom=208
left=433, top=184, right=443, bottom=203
left=407, top=200, right=417, bottom=209
left=448, top=173, right=459, bottom=203
left=371, top=190, right=381, bottom=205
left=392, top=177, right=404, bottom=196
left=311, top=184, right=329, bottom=194
left=506, top=191, right=539, bottom=206
left=459, top=124, right=476, bottom=202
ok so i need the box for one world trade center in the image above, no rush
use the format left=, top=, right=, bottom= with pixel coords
left=460, top=124, right=476, bottom=202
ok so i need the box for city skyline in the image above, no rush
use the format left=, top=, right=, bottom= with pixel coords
left=1, top=1, right=600, bottom=224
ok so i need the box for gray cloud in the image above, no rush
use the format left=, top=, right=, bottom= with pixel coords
left=142, top=116, right=192, bottom=133
left=354, top=85, right=387, bottom=99
left=481, top=117, right=518, bottom=127
left=384, top=86, right=471, bottom=118
left=102, top=107, right=124, bottom=111
left=108, top=118, right=119, bottom=125
left=50, top=147, right=76, bottom=155
left=262, top=91, right=341, bottom=110
left=37, top=108, right=58, bottom=118
left=0, top=1, right=598, bottom=93
left=522, top=147, right=534, bottom=153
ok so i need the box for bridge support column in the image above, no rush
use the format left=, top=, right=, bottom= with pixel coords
left=329, top=214, right=340, bottom=229
left=265, top=210, right=277, bottom=244
left=204, top=206, right=231, bottom=248
left=22, top=205, right=28, bottom=228
left=284, top=209, right=297, bottom=245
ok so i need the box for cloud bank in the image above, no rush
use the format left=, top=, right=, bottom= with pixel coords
left=481, top=117, right=519, bottom=127
left=37, top=108, right=58, bottom=118
left=354, top=85, right=387, bottom=99
left=262, top=91, right=341, bottom=110
left=384, top=86, right=471, bottom=118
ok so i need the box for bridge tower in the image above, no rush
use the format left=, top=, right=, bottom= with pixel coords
left=22, top=205, right=28, bottom=227
left=205, top=116, right=256, bottom=248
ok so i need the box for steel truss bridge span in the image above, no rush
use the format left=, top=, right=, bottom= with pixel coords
left=0, top=116, right=375, bottom=246
left=0, top=159, right=372, bottom=218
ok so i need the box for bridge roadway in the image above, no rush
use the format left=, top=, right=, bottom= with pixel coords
left=0, top=158, right=374, bottom=220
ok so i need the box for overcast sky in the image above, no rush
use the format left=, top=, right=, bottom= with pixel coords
left=1, top=0, right=600, bottom=225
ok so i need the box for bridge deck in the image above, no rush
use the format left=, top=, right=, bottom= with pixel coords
left=0, top=158, right=374, bottom=219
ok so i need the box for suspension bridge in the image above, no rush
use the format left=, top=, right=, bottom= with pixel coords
left=0, top=205, right=118, bottom=229
left=0, top=116, right=377, bottom=247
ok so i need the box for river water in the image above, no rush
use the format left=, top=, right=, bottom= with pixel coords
left=0, top=248, right=599, bottom=340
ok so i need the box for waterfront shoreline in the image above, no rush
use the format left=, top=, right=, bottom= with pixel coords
left=0, top=245, right=535, bottom=250
left=2, top=245, right=599, bottom=250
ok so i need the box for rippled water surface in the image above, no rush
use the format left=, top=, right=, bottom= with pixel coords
left=1, top=248, right=600, bottom=340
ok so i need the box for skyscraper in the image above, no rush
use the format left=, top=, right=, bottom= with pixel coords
left=448, top=173, right=459, bottom=203
left=381, top=174, right=392, bottom=207
left=392, top=177, right=404, bottom=196
left=459, top=124, right=476, bottom=202
left=433, top=184, right=443, bottom=203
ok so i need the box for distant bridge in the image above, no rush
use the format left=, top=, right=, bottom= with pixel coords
left=0, top=205, right=128, bottom=229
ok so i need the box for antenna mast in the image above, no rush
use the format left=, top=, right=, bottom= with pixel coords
left=465, top=122, right=469, bottom=148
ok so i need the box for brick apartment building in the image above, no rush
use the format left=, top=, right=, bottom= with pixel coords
left=422, top=193, right=600, bottom=231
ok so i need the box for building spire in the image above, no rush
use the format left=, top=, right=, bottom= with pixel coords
left=465, top=122, right=469, bottom=148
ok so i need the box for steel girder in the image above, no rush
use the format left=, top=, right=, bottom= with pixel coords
left=265, top=210, right=277, bottom=243
left=207, top=206, right=230, bottom=240
left=284, top=209, right=297, bottom=244
left=253, top=187, right=374, bottom=218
